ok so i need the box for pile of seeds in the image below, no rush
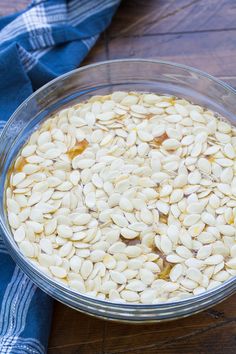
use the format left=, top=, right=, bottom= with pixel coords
left=6, top=91, right=236, bottom=304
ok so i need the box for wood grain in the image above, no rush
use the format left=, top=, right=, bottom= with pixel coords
left=84, top=0, right=236, bottom=87
left=0, top=0, right=29, bottom=15
left=106, top=31, right=236, bottom=85
left=108, top=0, right=236, bottom=36
left=48, top=294, right=236, bottom=354
left=1, top=1, right=236, bottom=353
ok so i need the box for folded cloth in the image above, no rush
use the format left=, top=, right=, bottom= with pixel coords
left=0, top=1, right=120, bottom=353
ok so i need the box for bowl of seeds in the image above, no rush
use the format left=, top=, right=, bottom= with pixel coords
left=0, top=59, right=236, bottom=322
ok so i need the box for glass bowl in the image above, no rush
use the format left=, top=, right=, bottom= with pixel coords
left=0, top=59, right=236, bottom=323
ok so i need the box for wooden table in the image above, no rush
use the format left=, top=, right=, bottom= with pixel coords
left=1, top=1, right=236, bottom=353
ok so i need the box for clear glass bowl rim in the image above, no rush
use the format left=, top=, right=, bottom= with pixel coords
left=0, top=58, right=236, bottom=315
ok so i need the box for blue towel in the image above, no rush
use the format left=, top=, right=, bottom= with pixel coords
left=0, top=1, right=120, bottom=353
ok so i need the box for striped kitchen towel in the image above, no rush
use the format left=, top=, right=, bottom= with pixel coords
left=0, top=1, right=120, bottom=353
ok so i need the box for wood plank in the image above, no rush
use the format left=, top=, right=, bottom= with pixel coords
left=48, top=301, right=104, bottom=354
left=82, top=42, right=107, bottom=65
left=0, top=0, right=29, bottom=16
left=106, top=30, right=236, bottom=87
left=104, top=322, right=236, bottom=354
left=48, top=294, right=236, bottom=353
left=82, top=34, right=108, bottom=65
left=108, top=0, right=236, bottom=37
